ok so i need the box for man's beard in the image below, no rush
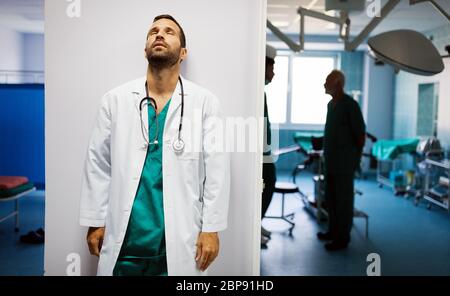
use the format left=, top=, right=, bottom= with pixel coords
left=146, top=46, right=181, bottom=69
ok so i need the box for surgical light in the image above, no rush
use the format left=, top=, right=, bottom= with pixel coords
left=368, top=30, right=445, bottom=76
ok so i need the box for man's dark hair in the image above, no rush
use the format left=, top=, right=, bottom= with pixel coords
left=151, top=14, right=186, bottom=48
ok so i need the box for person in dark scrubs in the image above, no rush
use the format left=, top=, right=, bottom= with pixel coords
left=317, top=70, right=366, bottom=251
left=261, top=45, right=277, bottom=247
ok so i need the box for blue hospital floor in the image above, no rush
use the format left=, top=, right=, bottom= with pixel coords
left=0, top=177, right=449, bottom=276
left=0, top=190, right=45, bottom=276
left=261, top=171, right=450, bottom=276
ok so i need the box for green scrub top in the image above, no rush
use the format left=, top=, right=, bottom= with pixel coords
left=113, top=98, right=171, bottom=276
left=323, top=94, right=365, bottom=174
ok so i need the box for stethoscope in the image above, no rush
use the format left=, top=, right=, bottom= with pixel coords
left=139, top=76, right=185, bottom=153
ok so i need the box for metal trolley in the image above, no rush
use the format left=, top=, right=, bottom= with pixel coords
left=423, top=158, right=449, bottom=211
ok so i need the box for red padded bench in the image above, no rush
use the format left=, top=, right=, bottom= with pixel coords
left=0, top=176, right=36, bottom=232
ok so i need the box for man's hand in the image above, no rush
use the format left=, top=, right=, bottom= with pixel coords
left=195, top=232, right=219, bottom=271
left=87, top=226, right=105, bottom=257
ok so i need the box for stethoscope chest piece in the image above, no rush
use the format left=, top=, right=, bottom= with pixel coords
left=172, top=138, right=185, bottom=153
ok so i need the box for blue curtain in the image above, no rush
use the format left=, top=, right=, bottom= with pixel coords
left=0, top=84, right=45, bottom=189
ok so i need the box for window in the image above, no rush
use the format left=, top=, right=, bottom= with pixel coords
left=264, top=52, right=337, bottom=129
left=265, top=56, right=288, bottom=124
left=291, top=56, right=335, bottom=125
left=417, top=83, right=439, bottom=137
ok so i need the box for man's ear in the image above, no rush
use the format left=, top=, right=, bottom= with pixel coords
left=144, top=46, right=149, bottom=59
left=180, top=48, right=187, bottom=63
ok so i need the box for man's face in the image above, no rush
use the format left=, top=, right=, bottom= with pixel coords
left=145, top=18, right=187, bottom=68
left=265, top=60, right=275, bottom=84
left=324, top=73, right=337, bottom=96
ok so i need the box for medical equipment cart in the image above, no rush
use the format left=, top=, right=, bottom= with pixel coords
left=372, top=138, right=420, bottom=195
left=423, top=158, right=449, bottom=211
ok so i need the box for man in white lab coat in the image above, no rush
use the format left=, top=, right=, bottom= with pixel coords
left=79, top=14, right=230, bottom=276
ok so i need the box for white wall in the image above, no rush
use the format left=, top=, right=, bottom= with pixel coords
left=394, top=58, right=450, bottom=149
left=23, top=33, right=44, bottom=72
left=392, top=24, right=450, bottom=150
left=0, top=27, right=44, bottom=83
left=437, top=59, right=450, bottom=149
left=0, top=25, right=23, bottom=76
left=45, top=0, right=266, bottom=276
left=362, top=54, right=395, bottom=140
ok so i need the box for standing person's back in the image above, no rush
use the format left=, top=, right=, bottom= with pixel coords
left=318, top=70, right=365, bottom=251
left=323, top=94, right=365, bottom=174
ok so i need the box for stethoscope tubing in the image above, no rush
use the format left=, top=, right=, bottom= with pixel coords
left=139, top=76, right=184, bottom=152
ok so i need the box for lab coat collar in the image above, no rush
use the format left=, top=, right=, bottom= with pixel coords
left=133, top=75, right=185, bottom=115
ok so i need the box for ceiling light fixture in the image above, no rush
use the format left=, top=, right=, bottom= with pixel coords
left=368, top=30, right=445, bottom=76
left=267, top=0, right=449, bottom=76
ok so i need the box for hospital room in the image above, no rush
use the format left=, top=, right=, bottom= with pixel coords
left=0, top=0, right=449, bottom=277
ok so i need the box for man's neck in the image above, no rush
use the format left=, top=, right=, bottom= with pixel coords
left=332, top=89, right=345, bottom=102
left=146, top=65, right=180, bottom=97
left=330, top=89, right=345, bottom=108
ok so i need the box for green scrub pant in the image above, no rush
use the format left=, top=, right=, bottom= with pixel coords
left=113, top=255, right=168, bottom=276
left=325, top=173, right=354, bottom=243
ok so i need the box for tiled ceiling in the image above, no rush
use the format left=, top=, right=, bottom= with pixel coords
left=268, top=0, right=450, bottom=36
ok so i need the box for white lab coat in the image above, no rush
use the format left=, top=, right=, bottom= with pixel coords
left=79, top=76, right=230, bottom=276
